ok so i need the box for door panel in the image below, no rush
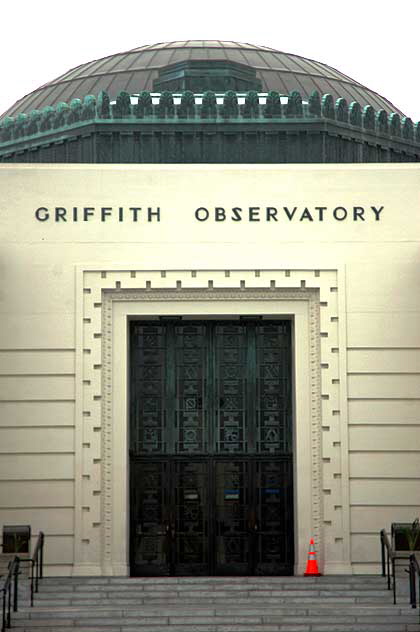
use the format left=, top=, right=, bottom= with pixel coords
left=131, top=320, right=292, bottom=457
left=256, top=324, right=292, bottom=454
left=174, top=324, right=208, bottom=454
left=131, top=325, right=167, bottom=455
left=130, top=457, right=294, bottom=576
left=214, top=324, right=249, bottom=454
left=255, top=459, right=294, bottom=575
left=174, top=460, right=209, bottom=575
left=130, top=460, right=169, bottom=576
left=130, top=320, right=294, bottom=576
left=214, top=460, right=250, bottom=575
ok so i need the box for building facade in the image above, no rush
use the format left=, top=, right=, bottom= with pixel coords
left=0, top=42, right=419, bottom=578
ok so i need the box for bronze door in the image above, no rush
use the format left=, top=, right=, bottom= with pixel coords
left=129, top=320, right=293, bottom=576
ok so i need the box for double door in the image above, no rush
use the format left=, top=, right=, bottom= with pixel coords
left=130, top=457, right=293, bottom=576
left=129, top=319, right=294, bottom=575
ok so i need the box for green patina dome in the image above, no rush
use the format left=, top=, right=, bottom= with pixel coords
left=2, top=40, right=404, bottom=119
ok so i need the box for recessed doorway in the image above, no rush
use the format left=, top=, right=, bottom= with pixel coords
left=129, top=319, right=294, bottom=576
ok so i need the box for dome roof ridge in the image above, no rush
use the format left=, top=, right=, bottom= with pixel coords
left=1, top=40, right=404, bottom=119
left=128, top=40, right=281, bottom=53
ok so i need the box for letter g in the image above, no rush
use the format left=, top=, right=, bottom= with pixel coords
left=35, top=207, right=49, bottom=221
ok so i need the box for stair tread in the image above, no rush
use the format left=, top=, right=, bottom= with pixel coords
left=11, top=576, right=420, bottom=632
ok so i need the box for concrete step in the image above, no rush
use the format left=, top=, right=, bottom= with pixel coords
left=13, top=611, right=420, bottom=622
left=9, top=621, right=419, bottom=632
left=38, top=575, right=393, bottom=586
left=34, top=585, right=391, bottom=594
left=12, top=576, right=420, bottom=632
left=15, top=602, right=412, bottom=619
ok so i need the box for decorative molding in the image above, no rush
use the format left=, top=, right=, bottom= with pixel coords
left=308, top=293, right=322, bottom=561
left=1, top=89, right=418, bottom=147
left=75, top=268, right=348, bottom=575
left=102, top=287, right=113, bottom=572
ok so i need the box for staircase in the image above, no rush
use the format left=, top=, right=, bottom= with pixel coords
left=12, top=575, right=420, bottom=632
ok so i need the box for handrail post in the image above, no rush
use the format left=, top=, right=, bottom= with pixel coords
left=380, top=529, right=386, bottom=577
left=39, top=532, right=44, bottom=579
left=2, top=587, right=6, bottom=632
left=6, top=580, right=11, bottom=629
left=35, top=553, right=39, bottom=593
left=2, top=588, right=5, bottom=632
left=392, top=556, right=396, bottom=605
left=418, top=571, right=420, bottom=623
left=2, top=589, right=6, bottom=632
left=30, top=559, right=34, bottom=608
left=409, top=554, right=416, bottom=609
left=13, top=557, right=19, bottom=613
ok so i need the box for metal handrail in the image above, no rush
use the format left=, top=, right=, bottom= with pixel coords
left=1, top=556, right=20, bottom=632
left=380, top=528, right=398, bottom=604
left=409, top=554, right=420, bottom=623
left=380, top=528, right=415, bottom=605
left=0, top=531, right=45, bottom=630
left=29, top=532, right=44, bottom=607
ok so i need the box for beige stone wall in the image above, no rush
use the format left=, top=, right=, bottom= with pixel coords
left=346, top=263, right=420, bottom=572
left=0, top=164, right=419, bottom=575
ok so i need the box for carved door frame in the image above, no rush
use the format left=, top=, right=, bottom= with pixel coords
left=73, top=268, right=351, bottom=577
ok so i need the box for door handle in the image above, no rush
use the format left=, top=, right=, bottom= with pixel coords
left=163, top=511, right=176, bottom=539
left=163, top=514, right=176, bottom=575
left=248, top=509, right=258, bottom=532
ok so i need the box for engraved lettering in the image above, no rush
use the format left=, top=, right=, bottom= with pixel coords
left=129, top=207, right=141, bottom=222
left=35, top=207, right=49, bottom=221
left=371, top=205, right=384, bottom=221
left=215, top=207, right=226, bottom=221
left=101, top=207, right=112, bottom=222
left=266, top=207, right=278, bottom=221
left=283, top=206, right=297, bottom=220
left=353, top=206, right=365, bottom=221
left=148, top=207, right=160, bottom=222
left=300, top=208, right=313, bottom=221
left=333, top=206, right=347, bottom=220
left=249, top=207, right=260, bottom=221
left=55, top=207, right=67, bottom=221
left=83, top=207, right=94, bottom=221
left=232, top=207, right=242, bottom=221
left=195, top=207, right=209, bottom=221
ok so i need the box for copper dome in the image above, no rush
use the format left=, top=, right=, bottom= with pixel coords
left=2, top=40, right=404, bottom=118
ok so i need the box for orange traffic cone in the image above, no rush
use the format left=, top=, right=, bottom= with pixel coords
left=304, top=538, right=322, bottom=576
